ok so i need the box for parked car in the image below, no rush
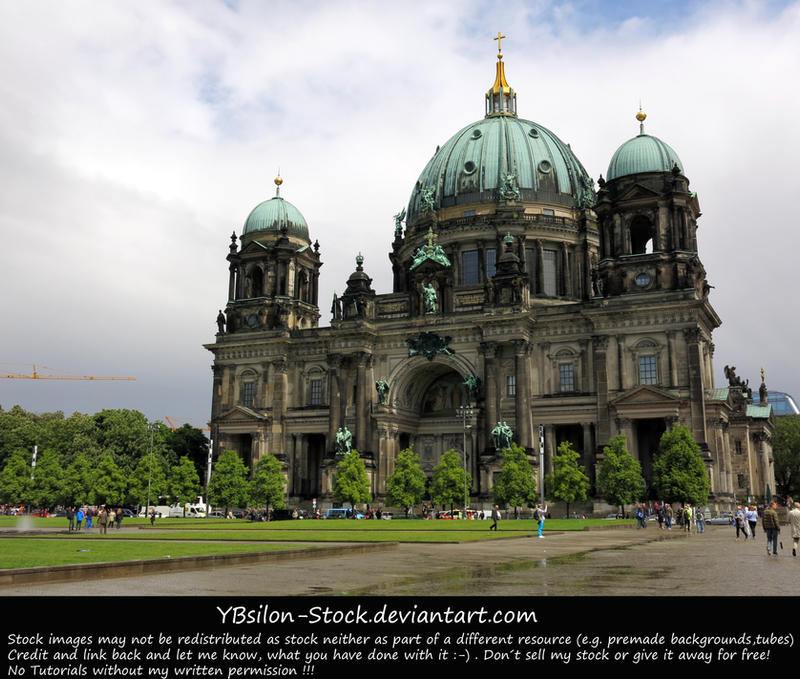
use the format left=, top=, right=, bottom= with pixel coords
left=325, top=508, right=364, bottom=519
left=603, top=513, right=624, bottom=519
left=707, top=512, right=734, bottom=525
left=206, top=510, right=226, bottom=519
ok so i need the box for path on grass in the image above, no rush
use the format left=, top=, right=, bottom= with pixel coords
left=3, top=524, right=796, bottom=596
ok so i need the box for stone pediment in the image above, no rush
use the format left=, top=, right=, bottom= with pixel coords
left=216, top=405, right=269, bottom=423
left=617, top=183, right=660, bottom=201
left=611, top=385, right=680, bottom=407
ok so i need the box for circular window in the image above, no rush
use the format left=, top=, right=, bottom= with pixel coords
left=471, top=128, right=482, bottom=139
left=464, top=161, right=477, bottom=174
left=538, top=160, right=552, bottom=173
left=529, top=128, right=540, bottom=138
left=635, top=272, right=652, bottom=288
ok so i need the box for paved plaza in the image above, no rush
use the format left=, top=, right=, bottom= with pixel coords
left=2, top=523, right=798, bottom=596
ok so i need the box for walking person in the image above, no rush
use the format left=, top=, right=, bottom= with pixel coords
left=762, top=500, right=780, bottom=556
left=682, top=504, right=692, bottom=534
left=746, top=505, right=758, bottom=539
left=108, top=507, right=116, bottom=530
left=98, top=506, right=108, bottom=535
left=489, top=505, right=500, bottom=532
left=535, top=503, right=548, bottom=538
left=665, top=503, right=673, bottom=530
left=735, top=506, right=747, bottom=541
left=789, top=501, right=800, bottom=557
left=115, top=508, right=123, bottom=530
left=66, top=506, right=75, bottom=533
left=75, top=506, right=84, bottom=533
left=695, top=507, right=705, bottom=534
left=85, top=507, right=93, bottom=533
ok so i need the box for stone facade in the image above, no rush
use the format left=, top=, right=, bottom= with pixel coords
left=204, top=56, right=774, bottom=513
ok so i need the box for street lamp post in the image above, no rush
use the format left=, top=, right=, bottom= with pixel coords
left=457, top=403, right=474, bottom=515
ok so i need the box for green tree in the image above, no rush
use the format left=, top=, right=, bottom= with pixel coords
left=0, top=450, right=33, bottom=506
left=333, top=449, right=371, bottom=513
left=652, top=425, right=710, bottom=505
left=126, top=452, right=169, bottom=508
left=93, top=454, right=127, bottom=506
left=165, top=424, right=209, bottom=483
left=60, top=453, right=95, bottom=506
left=546, top=442, right=590, bottom=517
left=93, top=409, right=149, bottom=473
left=31, top=448, right=64, bottom=512
left=208, top=449, right=250, bottom=514
left=773, top=415, right=800, bottom=498
left=249, top=455, right=287, bottom=519
left=596, top=435, right=645, bottom=514
left=168, top=456, right=202, bottom=515
left=430, top=449, right=470, bottom=513
left=492, top=443, right=537, bottom=518
left=385, top=447, right=426, bottom=516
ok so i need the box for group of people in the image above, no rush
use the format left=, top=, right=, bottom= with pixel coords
left=733, top=504, right=760, bottom=541
left=65, top=506, right=125, bottom=533
left=489, top=503, right=548, bottom=537
left=760, top=498, right=800, bottom=558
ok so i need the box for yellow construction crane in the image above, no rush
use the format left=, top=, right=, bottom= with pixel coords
left=1, top=363, right=135, bottom=381
left=165, top=416, right=210, bottom=432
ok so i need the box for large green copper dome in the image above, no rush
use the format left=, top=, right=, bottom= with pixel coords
left=607, top=115, right=684, bottom=181
left=243, top=179, right=309, bottom=240
left=407, top=115, right=592, bottom=224
left=406, top=49, right=592, bottom=224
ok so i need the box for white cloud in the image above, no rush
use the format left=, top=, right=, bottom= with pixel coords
left=1, top=0, right=798, bottom=424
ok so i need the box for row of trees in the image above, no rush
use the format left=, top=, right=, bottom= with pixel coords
left=332, top=425, right=713, bottom=515
left=0, top=445, right=288, bottom=517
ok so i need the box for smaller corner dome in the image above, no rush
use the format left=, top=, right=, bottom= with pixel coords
left=242, top=179, right=310, bottom=240
left=607, top=130, right=684, bottom=181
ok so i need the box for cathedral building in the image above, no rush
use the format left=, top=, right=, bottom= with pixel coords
left=204, top=44, right=775, bottom=512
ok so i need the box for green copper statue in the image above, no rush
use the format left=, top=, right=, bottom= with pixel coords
left=375, top=379, right=389, bottom=405
left=335, top=426, right=353, bottom=455
left=491, top=421, right=514, bottom=450
left=422, top=283, right=438, bottom=314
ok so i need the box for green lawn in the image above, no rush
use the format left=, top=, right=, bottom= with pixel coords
left=0, top=539, right=304, bottom=570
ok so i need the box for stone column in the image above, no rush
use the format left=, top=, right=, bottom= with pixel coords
left=581, top=421, right=594, bottom=484
left=211, top=365, right=224, bottom=420
left=481, top=342, right=498, bottom=443
left=545, top=424, right=556, bottom=476
left=327, top=354, right=342, bottom=452
left=592, top=336, right=611, bottom=446
left=271, top=358, right=288, bottom=457
left=514, top=340, right=532, bottom=449
left=616, top=417, right=635, bottom=459
left=355, top=352, right=371, bottom=450
left=683, top=328, right=708, bottom=446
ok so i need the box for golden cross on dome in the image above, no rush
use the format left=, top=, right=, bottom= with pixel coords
left=494, top=31, right=506, bottom=54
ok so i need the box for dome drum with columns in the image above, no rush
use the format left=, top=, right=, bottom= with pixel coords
left=205, top=41, right=774, bottom=515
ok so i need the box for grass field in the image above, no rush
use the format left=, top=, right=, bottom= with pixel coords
left=0, top=515, right=635, bottom=569
left=0, top=539, right=305, bottom=570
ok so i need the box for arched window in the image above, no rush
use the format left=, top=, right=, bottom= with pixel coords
left=251, top=267, right=264, bottom=298
left=630, top=216, right=653, bottom=254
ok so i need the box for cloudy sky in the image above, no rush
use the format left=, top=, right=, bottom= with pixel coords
left=1, top=0, right=798, bottom=428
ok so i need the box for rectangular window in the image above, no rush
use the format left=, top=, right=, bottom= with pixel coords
left=543, top=249, right=557, bottom=296
left=461, top=250, right=479, bottom=285
left=506, top=375, right=516, bottom=396
left=638, top=355, right=658, bottom=385
left=735, top=440, right=743, bottom=455
left=242, top=382, right=256, bottom=407
left=559, top=363, right=575, bottom=392
left=542, top=208, right=555, bottom=216
left=310, top=379, right=322, bottom=406
left=486, top=248, right=497, bottom=279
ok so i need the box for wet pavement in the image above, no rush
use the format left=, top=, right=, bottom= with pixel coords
left=2, top=524, right=798, bottom=596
